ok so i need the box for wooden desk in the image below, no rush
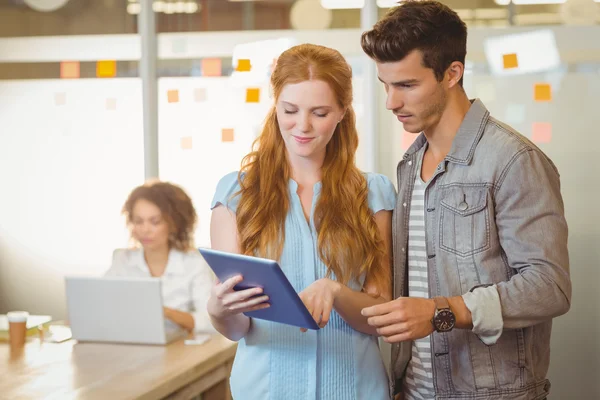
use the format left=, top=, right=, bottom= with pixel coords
left=0, top=335, right=236, bottom=400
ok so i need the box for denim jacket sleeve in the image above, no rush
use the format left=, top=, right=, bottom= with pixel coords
left=493, top=147, right=571, bottom=329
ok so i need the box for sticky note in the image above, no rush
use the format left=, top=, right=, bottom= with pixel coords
left=181, top=136, right=193, bottom=150
left=475, top=82, right=496, bottom=103
left=202, top=58, right=222, bottom=77
left=60, top=61, right=80, bottom=79
left=503, top=53, right=518, bottom=69
left=222, top=128, right=234, bottom=143
left=246, top=88, right=260, bottom=103
left=194, top=88, right=207, bottom=103
left=54, top=92, right=66, bottom=106
left=532, top=122, right=552, bottom=144
left=167, top=90, right=179, bottom=103
left=401, top=131, right=418, bottom=150
left=534, top=83, right=552, bottom=102
left=106, top=98, right=117, bottom=111
left=505, top=103, right=526, bottom=125
left=236, top=59, right=252, bottom=72
left=96, top=60, right=117, bottom=78
left=171, top=38, right=187, bottom=54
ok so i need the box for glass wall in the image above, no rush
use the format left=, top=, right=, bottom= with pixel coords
left=0, top=0, right=144, bottom=317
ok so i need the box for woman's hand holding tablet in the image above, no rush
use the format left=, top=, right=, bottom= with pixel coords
left=207, top=275, right=270, bottom=320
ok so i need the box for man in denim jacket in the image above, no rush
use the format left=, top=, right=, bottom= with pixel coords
left=360, top=2, right=571, bottom=399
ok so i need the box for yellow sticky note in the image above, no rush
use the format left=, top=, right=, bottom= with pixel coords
left=222, top=128, right=234, bottom=143
left=503, top=53, right=518, bottom=69
left=167, top=90, right=179, bottom=103
left=534, top=83, right=552, bottom=102
left=236, top=59, right=252, bottom=72
left=246, top=88, right=260, bottom=103
left=96, top=60, right=117, bottom=78
left=60, top=61, right=80, bottom=79
left=202, top=58, right=222, bottom=77
left=181, top=136, right=193, bottom=150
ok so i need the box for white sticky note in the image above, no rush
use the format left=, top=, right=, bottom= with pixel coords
left=171, top=38, right=187, bottom=55
left=474, top=82, right=496, bottom=103
left=505, top=103, right=526, bottom=124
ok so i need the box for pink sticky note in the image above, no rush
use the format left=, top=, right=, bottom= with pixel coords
left=54, top=92, right=66, bottom=106
left=181, top=136, right=193, bottom=150
left=194, top=88, right=207, bottom=103
left=532, top=122, right=552, bottom=144
left=106, top=98, right=117, bottom=110
left=401, top=131, right=419, bottom=150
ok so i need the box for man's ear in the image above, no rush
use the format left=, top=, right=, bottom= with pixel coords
left=446, top=61, right=464, bottom=89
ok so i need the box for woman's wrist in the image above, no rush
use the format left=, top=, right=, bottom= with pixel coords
left=329, top=279, right=343, bottom=302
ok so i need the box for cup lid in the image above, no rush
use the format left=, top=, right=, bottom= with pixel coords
left=7, top=311, right=29, bottom=322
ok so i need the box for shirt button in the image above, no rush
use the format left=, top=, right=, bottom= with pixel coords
left=408, top=161, right=412, bottom=166
left=403, top=202, right=407, bottom=207
left=402, top=248, right=405, bottom=252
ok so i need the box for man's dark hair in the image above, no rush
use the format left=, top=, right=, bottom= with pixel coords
left=361, top=0, right=467, bottom=86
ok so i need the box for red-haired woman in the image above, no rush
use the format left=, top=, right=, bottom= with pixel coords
left=208, top=44, right=396, bottom=399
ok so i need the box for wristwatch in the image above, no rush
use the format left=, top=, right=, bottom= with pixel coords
left=432, top=297, right=456, bottom=333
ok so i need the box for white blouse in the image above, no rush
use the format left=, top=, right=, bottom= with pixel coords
left=104, top=248, right=216, bottom=333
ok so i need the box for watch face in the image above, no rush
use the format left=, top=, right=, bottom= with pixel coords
left=434, top=309, right=456, bottom=332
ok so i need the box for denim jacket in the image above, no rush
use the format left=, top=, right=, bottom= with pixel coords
left=391, top=99, right=571, bottom=399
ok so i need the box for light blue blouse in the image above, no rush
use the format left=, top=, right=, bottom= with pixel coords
left=211, top=171, right=397, bottom=400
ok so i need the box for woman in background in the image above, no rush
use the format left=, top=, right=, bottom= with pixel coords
left=105, top=181, right=214, bottom=333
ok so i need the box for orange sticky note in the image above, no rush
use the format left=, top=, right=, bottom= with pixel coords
left=236, top=59, right=252, bottom=72
left=503, top=53, right=518, bottom=69
left=60, top=61, right=80, bottom=79
left=534, top=83, right=552, bottom=102
left=202, top=58, right=222, bottom=77
left=401, top=131, right=418, bottom=150
left=222, top=128, right=234, bottom=143
left=167, top=90, right=179, bottom=103
left=106, top=98, right=117, bottom=110
left=246, top=88, right=260, bottom=103
left=181, top=136, right=193, bottom=150
left=96, top=60, right=117, bottom=78
left=532, top=122, right=552, bottom=144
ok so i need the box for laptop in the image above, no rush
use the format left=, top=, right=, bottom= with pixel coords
left=65, top=276, right=186, bottom=345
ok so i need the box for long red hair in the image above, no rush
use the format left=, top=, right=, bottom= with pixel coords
left=235, top=44, right=387, bottom=292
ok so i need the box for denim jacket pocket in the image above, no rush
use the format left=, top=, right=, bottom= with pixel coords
left=439, top=186, right=491, bottom=257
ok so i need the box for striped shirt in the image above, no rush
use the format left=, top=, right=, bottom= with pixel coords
left=404, top=147, right=436, bottom=400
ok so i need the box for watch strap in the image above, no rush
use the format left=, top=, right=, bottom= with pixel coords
left=433, top=296, right=450, bottom=310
